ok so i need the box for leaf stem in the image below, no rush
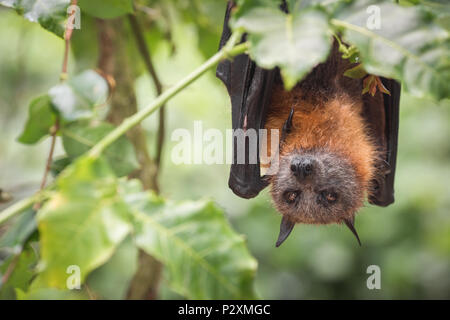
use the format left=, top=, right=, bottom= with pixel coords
left=38, top=120, right=59, bottom=192
left=33, top=119, right=59, bottom=211
left=1, top=253, right=20, bottom=286
left=88, top=33, right=247, bottom=159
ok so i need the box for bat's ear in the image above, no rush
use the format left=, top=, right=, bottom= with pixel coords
left=343, top=216, right=361, bottom=246
left=362, top=78, right=401, bottom=207
left=276, top=216, right=295, bottom=247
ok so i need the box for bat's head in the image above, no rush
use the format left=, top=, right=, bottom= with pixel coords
left=265, top=89, right=380, bottom=247
left=270, top=148, right=364, bottom=246
left=271, top=149, right=362, bottom=225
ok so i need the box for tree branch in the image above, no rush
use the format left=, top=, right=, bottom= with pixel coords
left=97, top=18, right=158, bottom=191
left=97, top=17, right=162, bottom=299
left=128, top=13, right=165, bottom=188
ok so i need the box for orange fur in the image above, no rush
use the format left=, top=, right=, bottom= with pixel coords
left=263, top=83, right=380, bottom=198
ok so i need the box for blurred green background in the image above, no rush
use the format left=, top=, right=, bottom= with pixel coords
left=0, top=2, right=449, bottom=299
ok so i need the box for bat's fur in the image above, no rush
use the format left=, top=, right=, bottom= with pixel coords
left=263, top=42, right=384, bottom=225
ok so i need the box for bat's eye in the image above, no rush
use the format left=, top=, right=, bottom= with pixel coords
left=283, top=190, right=300, bottom=204
left=319, top=190, right=338, bottom=205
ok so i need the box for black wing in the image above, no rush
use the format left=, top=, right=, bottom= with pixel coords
left=364, top=79, right=401, bottom=206
left=216, top=1, right=276, bottom=199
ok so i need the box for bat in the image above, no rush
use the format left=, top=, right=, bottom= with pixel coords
left=216, top=1, right=400, bottom=247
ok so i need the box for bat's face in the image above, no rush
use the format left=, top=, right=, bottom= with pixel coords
left=271, top=149, right=363, bottom=225
left=264, top=94, right=377, bottom=246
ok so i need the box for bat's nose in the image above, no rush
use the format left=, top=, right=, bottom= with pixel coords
left=291, top=157, right=315, bottom=180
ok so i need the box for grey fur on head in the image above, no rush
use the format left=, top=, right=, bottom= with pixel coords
left=270, top=148, right=362, bottom=225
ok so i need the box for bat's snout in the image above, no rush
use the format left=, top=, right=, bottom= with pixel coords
left=290, top=157, right=318, bottom=181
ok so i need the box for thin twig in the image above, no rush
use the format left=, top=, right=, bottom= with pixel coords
left=36, top=0, right=77, bottom=201
left=39, top=120, right=59, bottom=191
left=128, top=14, right=165, bottom=172
left=33, top=119, right=59, bottom=211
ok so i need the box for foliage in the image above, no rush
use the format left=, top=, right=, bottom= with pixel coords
left=0, top=0, right=449, bottom=300
left=78, top=0, right=134, bottom=19
left=233, top=7, right=331, bottom=89
left=129, top=186, right=258, bottom=299
left=34, top=157, right=133, bottom=288
left=49, top=70, right=109, bottom=121
left=233, top=0, right=449, bottom=100
left=333, top=0, right=449, bottom=100
left=12, top=156, right=257, bottom=299
left=0, top=0, right=70, bottom=37
left=17, top=96, right=57, bottom=144
left=61, top=121, right=139, bottom=176
left=86, top=236, right=138, bottom=299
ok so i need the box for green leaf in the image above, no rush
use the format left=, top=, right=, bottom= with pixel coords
left=0, top=209, right=36, bottom=259
left=233, top=0, right=280, bottom=19
left=35, top=157, right=132, bottom=288
left=420, top=0, right=450, bottom=25
left=50, top=156, right=73, bottom=177
left=285, top=0, right=334, bottom=12
left=169, top=0, right=230, bottom=58
left=0, top=0, right=70, bottom=38
left=49, top=70, right=108, bottom=121
left=233, top=7, right=332, bottom=90
left=0, top=247, right=37, bottom=299
left=70, top=13, right=99, bottom=70
left=344, top=64, right=368, bottom=79
left=333, top=0, right=450, bottom=100
left=122, top=181, right=258, bottom=299
left=17, top=95, right=57, bottom=145
left=0, top=209, right=37, bottom=282
left=62, top=121, right=139, bottom=177
left=87, top=236, right=138, bottom=299
left=16, top=288, right=87, bottom=300
left=78, top=0, right=133, bottom=19
left=0, top=217, right=38, bottom=299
